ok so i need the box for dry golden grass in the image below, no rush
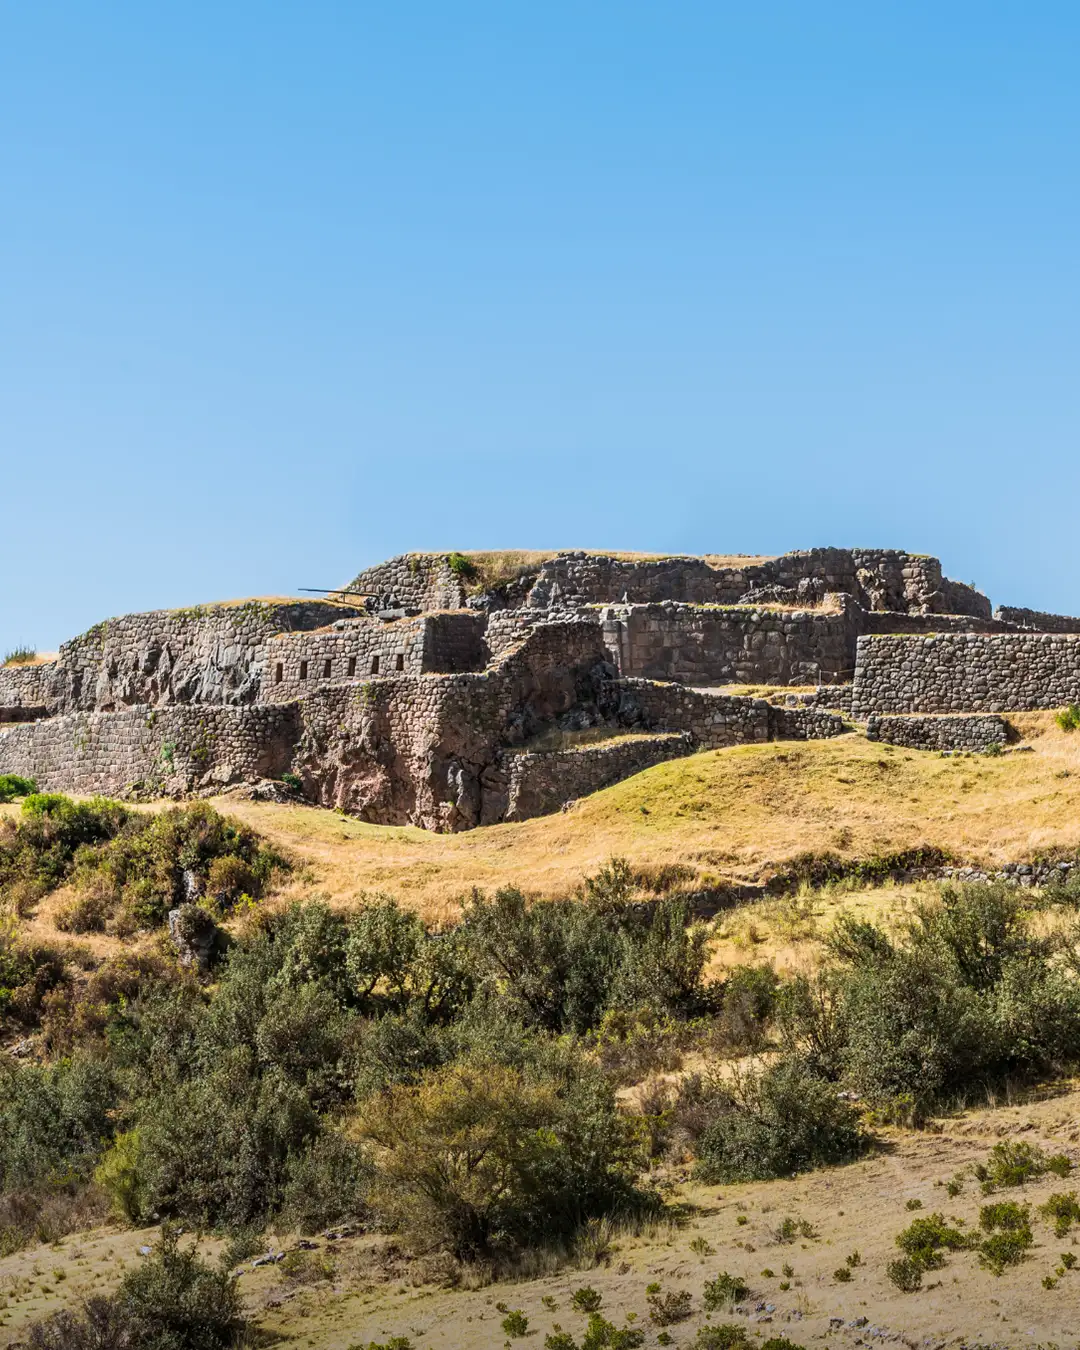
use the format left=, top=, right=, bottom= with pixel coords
left=189, top=712, right=1080, bottom=925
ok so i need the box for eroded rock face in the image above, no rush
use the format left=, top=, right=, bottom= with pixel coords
left=168, top=904, right=219, bottom=972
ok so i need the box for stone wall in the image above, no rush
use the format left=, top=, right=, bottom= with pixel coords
left=290, top=618, right=615, bottom=830
left=615, top=680, right=771, bottom=747
left=867, top=713, right=1013, bottom=752
left=600, top=601, right=856, bottom=685
left=0, top=662, right=57, bottom=719
left=767, top=705, right=850, bottom=740
left=995, top=606, right=1080, bottom=634
left=520, top=548, right=991, bottom=617
left=39, top=601, right=360, bottom=714
left=483, top=733, right=692, bottom=824
left=0, top=704, right=298, bottom=797
left=852, top=633, right=1080, bottom=715
left=421, top=612, right=490, bottom=672
left=346, top=554, right=466, bottom=611
left=353, top=548, right=993, bottom=618
left=263, top=617, right=429, bottom=701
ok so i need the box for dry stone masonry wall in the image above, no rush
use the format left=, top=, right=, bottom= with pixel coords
left=852, top=633, right=1080, bottom=716
left=483, top=733, right=692, bottom=825
left=0, top=705, right=298, bottom=797
left=3, top=543, right=1077, bottom=827
left=867, top=713, right=1013, bottom=753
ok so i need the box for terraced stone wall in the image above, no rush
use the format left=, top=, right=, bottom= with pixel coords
left=481, top=732, right=692, bottom=825
left=853, top=633, right=1080, bottom=715
left=0, top=662, right=57, bottom=719
left=867, top=713, right=1013, bottom=752
left=0, top=704, right=299, bottom=797
left=345, top=554, right=465, bottom=611
left=600, top=602, right=856, bottom=686
left=995, top=606, right=1080, bottom=634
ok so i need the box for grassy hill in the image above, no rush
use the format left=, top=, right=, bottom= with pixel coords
left=6, top=714, right=1080, bottom=1349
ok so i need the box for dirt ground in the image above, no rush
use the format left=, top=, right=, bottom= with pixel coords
left=3, top=1087, right=1080, bottom=1348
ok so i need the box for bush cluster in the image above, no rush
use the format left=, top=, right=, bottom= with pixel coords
left=778, top=883, right=1080, bottom=1122
left=0, top=795, right=285, bottom=934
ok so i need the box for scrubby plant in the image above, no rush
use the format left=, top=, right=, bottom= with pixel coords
left=501, top=1310, right=529, bottom=1336
left=0, top=773, right=36, bottom=802
left=1056, top=704, right=1080, bottom=732
left=894, top=1211, right=970, bottom=1269
left=693, top=1328, right=751, bottom=1350
left=357, top=1052, right=641, bottom=1258
left=570, top=1286, right=603, bottom=1313
left=1040, top=1191, right=1080, bottom=1237
left=702, top=1271, right=749, bottom=1308
left=975, top=1140, right=1072, bottom=1192
left=646, top=1288, right=692, bottom=1325
left=977, top=1200, right=1034, bottom=1273
left=693, top=1057, right=866, bottom=1183
left=2, top=646, right=36, bottom=666
left=26, top=1224, right=242, bottom=1349
left=886, top=1256, right=923, bottom=1292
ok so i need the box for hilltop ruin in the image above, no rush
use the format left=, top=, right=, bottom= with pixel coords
left=2, top=547, right=1078, bottom=830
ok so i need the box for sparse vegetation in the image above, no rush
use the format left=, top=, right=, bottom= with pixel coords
left=2, top=646, right=36, bottom=666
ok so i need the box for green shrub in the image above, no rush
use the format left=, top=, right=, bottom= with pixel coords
left=446, top=552, right=478, bottom=580
left=976, top=1141, right=1072, bottom=1192
left=894, top=1212, right=970, bottom=1271
left=571, top=1286, right=603, bottom=1312
left=0, top=774, right=36, bottom=803
left=357, top=1053, right=640, bottom=1258
left=703, top=1271, right=748, bottom=1308
left=545, top=1315, right=645, bottom=1350
left=886, top=1257, right=923, bottom=1292
left=278, top=1130, right=373, bottom=1234
left=1056, top=704, right=1080, bottom=732
left=1040, top=1191, right=1080, bottom=1237
left=694, top=1329, right=751, bottom=1350
left=502, top=1310, right=529, bottom=1336
left=27, top=1224, right=242, bottom=1349
left=693, top=1058, right=866, bottom=1183
left=717, top=964, right=779, bottom=1051
left=977, top=1200, right=1034, bottom=1274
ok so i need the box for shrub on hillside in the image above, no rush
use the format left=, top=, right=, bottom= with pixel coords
left=0, top=773, right=36, bottom=803
left=27, top=1224, right=243, bottom=1350
left=693, top=1057, right=866, bottom=1183
left=358, top=1052, right=640, bottom=1257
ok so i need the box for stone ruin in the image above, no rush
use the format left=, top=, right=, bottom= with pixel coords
left=2, top=547, right=1079, bottom=831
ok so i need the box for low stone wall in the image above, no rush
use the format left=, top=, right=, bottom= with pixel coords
left=0, top=704, right=299, bottom=797
left=767, top=705, right=849, bottom=740
left=995, top=606, right=1080, bottom=634
left=483, top=733, right=692, bottom=824
left=615, top=680, right=771, bottom=748
left=852, top=633, right=1080, bottom=715
left=867, top=713, right=1013, bottom=752
left=601, top=601, right=856, bottom=686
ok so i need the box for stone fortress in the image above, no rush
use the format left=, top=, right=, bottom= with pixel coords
left=2, top=547, right=1079, bottom=831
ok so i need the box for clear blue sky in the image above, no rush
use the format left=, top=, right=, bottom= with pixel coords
left=3, top=3, right=1079, bottom=651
